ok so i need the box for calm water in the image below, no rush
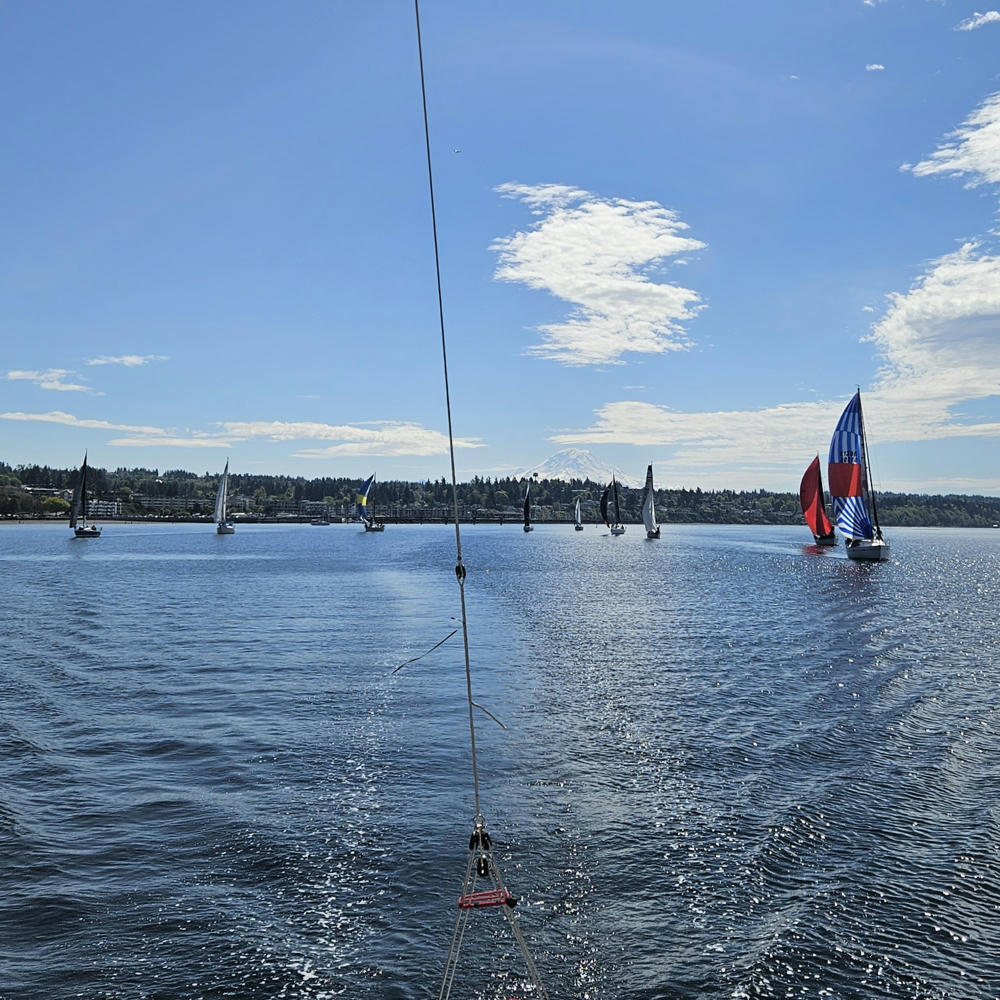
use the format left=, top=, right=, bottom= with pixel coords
left=2, top=522, right=999, bottom=1000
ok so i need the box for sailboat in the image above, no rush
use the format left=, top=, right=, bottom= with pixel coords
left=214, top=459, right=235, bottom=534
left=799, top=455, right=835, bottom=545
left=69, top=452, right=101, bottom=538
left=641, top=464, right=660, bottom=539
left=356, top=474, right=385, bottom=532
left=573, top=497, right=584, bottom=531
left=601, top=476, right=626, bottom=535
left=828, top=390, right=890, bottom=561
left=522, top=482, right=533, bottom=532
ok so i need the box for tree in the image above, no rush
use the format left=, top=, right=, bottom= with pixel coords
left=41, top=496, right=70, bottom=515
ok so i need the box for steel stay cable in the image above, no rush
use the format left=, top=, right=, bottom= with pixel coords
left=413, top=0, right=481, bottom=821
left=415, top=7, right=548, bottom=997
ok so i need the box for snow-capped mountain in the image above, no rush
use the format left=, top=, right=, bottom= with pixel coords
left=516, top=449, right=641, bottom=488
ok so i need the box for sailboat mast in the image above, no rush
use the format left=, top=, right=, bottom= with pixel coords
left=80, top=456, right=88, bottom=523
left=857, top=391, right=881, bottom=530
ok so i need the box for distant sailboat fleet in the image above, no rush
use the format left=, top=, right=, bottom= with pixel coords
left=60, top=391, right=892, bottom=560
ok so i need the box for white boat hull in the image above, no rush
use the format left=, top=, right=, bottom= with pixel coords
left=846, top=537, right=889, bottom=561
left=74, top=525, right=101, bottom=538
left=217, top=522, right=235, bottom=535
left=610, top=525, right=626, bottom=535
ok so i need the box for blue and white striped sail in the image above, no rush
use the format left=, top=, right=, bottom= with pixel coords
left=828, top=392, right=875, bottom=541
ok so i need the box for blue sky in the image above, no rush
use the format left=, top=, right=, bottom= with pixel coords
left=3, top=1, right=1000, bottom=493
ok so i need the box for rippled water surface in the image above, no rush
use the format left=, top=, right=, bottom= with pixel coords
left=2, top=522, right=1000, bottom=999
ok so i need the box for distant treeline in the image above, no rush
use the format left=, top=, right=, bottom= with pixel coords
left=2, top=461, right=1000, bottom=527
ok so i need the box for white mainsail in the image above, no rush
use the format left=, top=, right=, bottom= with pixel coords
left=214, top=460, right=229, bottom=524
left=641, top=464, right=659, bottom=538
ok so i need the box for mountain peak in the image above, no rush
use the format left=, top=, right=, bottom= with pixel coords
left=517, top=449, right=641, bottom=488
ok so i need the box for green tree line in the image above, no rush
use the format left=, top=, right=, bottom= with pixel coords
left=3, top=461, right=1000, bottom=527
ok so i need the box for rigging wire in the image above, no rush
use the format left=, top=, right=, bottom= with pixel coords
left=413, top=0, right=481, bottom=819
left=414, top=4, right=548, bottom=997
left=390, top=630, right=457, bottom=675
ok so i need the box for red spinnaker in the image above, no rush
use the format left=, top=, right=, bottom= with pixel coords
left=799, top=456, right=834, bottom=538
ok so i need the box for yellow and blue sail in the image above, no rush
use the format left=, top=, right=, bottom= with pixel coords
left=356, top=475, right=375, bottom=524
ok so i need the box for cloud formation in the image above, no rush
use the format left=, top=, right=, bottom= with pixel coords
left=219, top=420, right=482, bottom=457
left=491, top=183, right=706, bottom=366
left=0, top=411, right=474, bottom=457
left=0, top=410, right=169, bottom=435
left=902, top=92, right=1000, bottom=187
left=6, top=369, right=101, bottom=394
left=86, top=354, right=169, bottom=367
left=955, top=10, right=1000, bottom=31
left=551, top=241, right=1000, bottom=487
left=865, top=64, right=885, bottom=72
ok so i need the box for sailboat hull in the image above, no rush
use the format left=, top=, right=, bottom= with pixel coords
left=846, top=537, right=890, bottom=561
left=217, top=522, right=235, bottom=535
left=74, top=525, right=101, bottom=538
left=610, top=525, right=626, bottom=535
left=814, top=532, right=836, bottom=546
left=574, top=524, right=584, bottom=531
left=646, top=527, right=660, bottom=539
left=365, top=522, right=385, bottom=532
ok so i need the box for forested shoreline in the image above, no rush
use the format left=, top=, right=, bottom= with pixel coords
left=2, top=461, right=999, bottom=527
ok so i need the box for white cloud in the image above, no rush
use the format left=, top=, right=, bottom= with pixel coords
left=955, top=10, right=1000, bottom=31
left=219, top=420, right=482, bottom=457
left=866, top=63, right=885, bottom=72
left=550, top=244, right=1000, bottom=486
left=86, top=354, right=169, bottom=367
left=903, top=92, right=1000, bottom=187
left=6, top=369, right=101, bottom=394
left=0, top=410, right=169, bottom=435
left=491, top=182, right=706, bottom=366
left=108, top=436, right=229, bottom=448
left=863, top=243, right=1000, bottom=440
left=551, top=398, right=843, bottom=472
left=0, top=410, right=476, bottom=457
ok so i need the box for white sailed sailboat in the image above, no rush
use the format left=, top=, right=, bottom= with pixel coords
left=573, top=497, right=584, bottom=531
left=215, top=459, right=235, bottom=534
left=641, top=464, right=660, bottom=539
left=601, top=476, right=626, bottom=535
left=828, top=390, right=889, bottom=561
left=69, top=452, right=101, bottom=538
